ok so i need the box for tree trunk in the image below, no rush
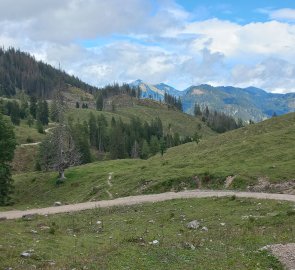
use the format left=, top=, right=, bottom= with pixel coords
left=59, top=170, right=66, bottom=179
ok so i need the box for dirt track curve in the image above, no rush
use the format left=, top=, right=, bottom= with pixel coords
left=1, top=190, right=295, bottom=220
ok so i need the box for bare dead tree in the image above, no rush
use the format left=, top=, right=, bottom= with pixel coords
left=39, top=87, right=81, bottom=180
left=50, top=124, right=81, bottom=179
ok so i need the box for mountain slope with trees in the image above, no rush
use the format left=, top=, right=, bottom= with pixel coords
left=0, top=47, right=98, bottom=98
left=7, top=112, right=295, bottom=208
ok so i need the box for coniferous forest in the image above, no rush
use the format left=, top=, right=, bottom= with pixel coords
left=0, top=47, right=98, bottom=97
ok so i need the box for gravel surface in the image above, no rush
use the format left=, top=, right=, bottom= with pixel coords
left=1, top=190, right=295, bottom=220
left=267, top=243, right=295, bottom=270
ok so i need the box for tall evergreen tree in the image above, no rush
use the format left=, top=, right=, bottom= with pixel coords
left=88, top=112, right=98, bottom=147
left=96, top=92, right=104, bottom=111
left=0, top=113, right=16, bottom=205
left=36, top=100, right=49, bottom=125
left=10, top=101, right=20, bottom=125
left=150, top=135, right=160, bottom=155
left=194, top=103, right=202, bottom=116
left=141, top=140, right=150, bottom=159
left=30, top=96, right=37, bottom=119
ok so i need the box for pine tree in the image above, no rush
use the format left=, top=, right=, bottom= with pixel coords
left=141, top=140, right=150, bottom=159
left=36, top=120, right=44, bottom=134
left=0, top=113, right=16, bottom=205
left=97, top=114, right=108, bottom=152
left=193, top=132, right=201, bottom=144
left=36, top=100, right=49, bottom=125
left=10, top=101, right=20, bottom=125
left=159, top=137, right=166, bottom=156
left=131, top=140, right=140, bottom=159
left=71, top=122, right=91, bottom=164
left=50, top=98, right=59, bottom=122
left=194, top=103, right=202, bottom=116
left=30, top=96, right=37, bottom=119
left=150, top=135, right=160, bottom=155
left=109, top=124, right=126, bottom=159
left=88, top=112, right=97, bottom=147
left=96, top=93, right=103, bottom=111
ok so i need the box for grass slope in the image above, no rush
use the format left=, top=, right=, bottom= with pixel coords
left=1, top=197, right=294, bottom=269
left=68, top=101, right=213, bottom=138
left=8, top=112, right=295, bottom=209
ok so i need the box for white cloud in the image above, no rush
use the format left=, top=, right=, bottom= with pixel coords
left=232, top=58, right=295, bottom=93
left=269, top=8, right=295, bottom=22
left=0, top=0, right=152, bottom=42
left=1, top=1, right=295, bottom=93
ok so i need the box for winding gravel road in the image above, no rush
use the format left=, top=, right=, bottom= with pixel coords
left=1, top=190, right=295, bottom=220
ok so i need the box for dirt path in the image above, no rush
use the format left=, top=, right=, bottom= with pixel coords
left=19, top=126, right=55, bottom=147
left=1, top=190, right=295, bottom=220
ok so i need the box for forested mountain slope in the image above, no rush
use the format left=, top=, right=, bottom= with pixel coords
left=0, top=48, right=98, bottom=97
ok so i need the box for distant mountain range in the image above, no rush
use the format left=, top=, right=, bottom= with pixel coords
left=1, top=48, right=294, bottom=122
left=131, top=79, right=295, bottom=121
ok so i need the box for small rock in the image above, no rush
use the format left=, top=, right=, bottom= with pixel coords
left=201, top=226, right=208, bottom=232
left=31, top=229, right=38, bottom=234
left=20, top=251, right=31, bottom=258
left=22, top=214, right=36, bottom=221
left=152, top=240, right=159, bottom=245
left=183, top=242, right=196, bottom=250
left=96, top=221, right=102, bottom=225
left=220, top=223, right=226, bottom=226
left=54, top=201, right=62, bottom=206
left=148, top=220, right=155, bottom=224
left=186, top=220, right=200, bottom=230
left=40, top=226, right=50, bottom=230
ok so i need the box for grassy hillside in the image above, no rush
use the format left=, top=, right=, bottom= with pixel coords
left=14, top=121, right=46, bottom=145
left=7, top=112, right=295, bottom=209
left=11, top=145, right=39, bottom=173
left=9, top=96, right=213, bottom=174
left=68, top=100, right=213, bottom=138
left=1, top=197, right=294, bottom=269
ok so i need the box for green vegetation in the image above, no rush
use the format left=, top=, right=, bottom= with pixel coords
left=0, top=113, right=16, bottom=205
left=6, top=112, right=295, bottom=209
left=68, top=104, right=212, bottom=138
left=14, top=120, right=46, bottom=145
left=11, top=145, right=39, bottom=174
left=0, top=47, right=98, bottom=97
left=1, top=197, right=294, bottom=269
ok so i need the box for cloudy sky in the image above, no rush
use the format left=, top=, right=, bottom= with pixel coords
left=1, top=0, right=295, bottom=93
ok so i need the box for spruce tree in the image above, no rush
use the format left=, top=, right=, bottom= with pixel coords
left=96, top=93, right=103, bottom=111
left=0, top=113, right=16, bottom=205
left=30, top=96, right=37, bottom=119
left=141, top=140, right=150, bottom=159
left=150, top=135, right=160, bottom=155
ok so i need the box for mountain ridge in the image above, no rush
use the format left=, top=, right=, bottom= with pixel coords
left=130, top=79, right=295, bottom=121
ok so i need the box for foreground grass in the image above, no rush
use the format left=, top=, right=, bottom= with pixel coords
left=1, top=197, right=294, bottom=269
left=8, top=112, right=295, bottom=209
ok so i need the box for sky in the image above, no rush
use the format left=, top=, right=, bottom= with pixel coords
left=1, top=0, right=295, bottom=93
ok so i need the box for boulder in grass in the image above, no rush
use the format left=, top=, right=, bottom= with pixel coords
left=186, top=220, right=200, bottom=230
